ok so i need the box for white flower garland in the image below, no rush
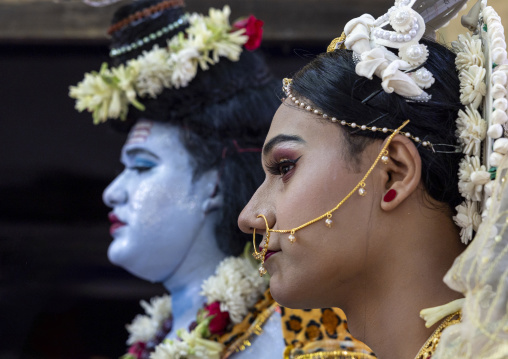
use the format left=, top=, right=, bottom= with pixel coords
left=200, top=256, right=267, bottom=324
left=69, top=6, right=248, bottom=124
left=127, top=295, right=172, bottom=345
left=124, top=256, right=267, bottom=359
left=452, top=2, right=508, bottom=244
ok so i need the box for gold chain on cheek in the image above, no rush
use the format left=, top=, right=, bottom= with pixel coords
left=252, top=120, right=410, bottom=276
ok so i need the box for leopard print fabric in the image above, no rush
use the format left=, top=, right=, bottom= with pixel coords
left=281, top=307, right=375, bottom=359
left=215, top=289, right=375, bottom=359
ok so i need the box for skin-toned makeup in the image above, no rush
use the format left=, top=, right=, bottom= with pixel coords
left=239, top=100, right=465, bottom=359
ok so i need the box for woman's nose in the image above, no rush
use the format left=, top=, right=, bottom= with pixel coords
left=103, top=173, right=128, bottom=207
left=238, top=196, right=274, bottom=235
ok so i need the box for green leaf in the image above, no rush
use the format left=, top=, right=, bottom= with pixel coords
left=489, top=166, right=497, bottom=180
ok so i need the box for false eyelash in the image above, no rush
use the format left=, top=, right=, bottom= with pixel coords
left=264, top=156, right=301, bottom=176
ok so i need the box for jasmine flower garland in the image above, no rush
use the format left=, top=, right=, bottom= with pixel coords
left=69, top=6, right=253, bottom=124
left=122, top=256, right=267, bottom=359
left=452, top=4, right=508, bottom=244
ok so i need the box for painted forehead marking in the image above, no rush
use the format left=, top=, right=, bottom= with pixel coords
left=126, top=120, right=154, bottom=145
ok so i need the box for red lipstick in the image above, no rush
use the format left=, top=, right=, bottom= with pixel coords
left=264, top=250, right=279, bottom=261
left=108, top=212, right=126, bottom=235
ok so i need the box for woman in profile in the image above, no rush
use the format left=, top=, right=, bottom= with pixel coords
left=240, top=1, right=508, bottom=358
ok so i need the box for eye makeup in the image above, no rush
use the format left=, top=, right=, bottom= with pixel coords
left=264, top=153, right=302, bottom=182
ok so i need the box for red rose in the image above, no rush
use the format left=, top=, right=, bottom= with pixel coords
left=127, top=342, right=146, bottom=359
left=233, top=15, right=264, bottom=51
left=205, top=301, right=231, bottom=335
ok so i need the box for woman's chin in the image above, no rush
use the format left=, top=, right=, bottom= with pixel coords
left=269, top=273, right=304, bottom=309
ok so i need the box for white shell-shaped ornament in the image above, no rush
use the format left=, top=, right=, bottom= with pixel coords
left=493, top=98, right=508, bottom=111
left=375, top=8, right=425, bottom=49
left=390, top=8, right=414, bottom=32
left=484, top=181, right=494, bottom=197
left=492, top=70, right=507, bottom=86
left=493, top=138, right=508, bottom=154
left=470, top=170, right=491, bottom=185
left=412, top=67, right=435, bottom=89
left=488, top=124, right=504, bottom=139
left=399, top=43, right=429, bottom=66
left=489, top=151, right=504, bottom=167
left=492, top=48, right=508, bottom=65
left=492, top=109, right=508, bottom=125
left=492, top=83, right=507, bottom=100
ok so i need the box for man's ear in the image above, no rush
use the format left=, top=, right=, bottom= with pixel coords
left=199, top=169, right=224, bottom=214
left=379, top=134, right=422, bottom=211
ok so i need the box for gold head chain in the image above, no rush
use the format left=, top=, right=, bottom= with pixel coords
left=252, top=120, right=410, bottom=276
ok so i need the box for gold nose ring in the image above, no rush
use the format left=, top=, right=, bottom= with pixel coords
left=252, top=214, right=271, bottom=276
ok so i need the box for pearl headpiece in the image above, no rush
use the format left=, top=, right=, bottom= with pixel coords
left=282, top=78, right=435, bottom=149
left=328, top=0, right=469, bottom=102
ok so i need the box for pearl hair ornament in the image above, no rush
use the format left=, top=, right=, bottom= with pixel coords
left=109, top=14, right=190, bottom=57
left=282, top=78, right=434, bottom=149
left=252, top=120, right=410, bottom=276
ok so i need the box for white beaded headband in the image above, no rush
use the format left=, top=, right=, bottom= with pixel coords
left=282, top=78, right=437, bottom=150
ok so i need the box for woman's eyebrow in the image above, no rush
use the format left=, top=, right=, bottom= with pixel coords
left=262, top=134, right=305, bottom=156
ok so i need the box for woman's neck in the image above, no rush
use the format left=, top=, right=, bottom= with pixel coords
left=344, top=200, right=464, bottom=359
left=162, top=215, right=228, bottom=337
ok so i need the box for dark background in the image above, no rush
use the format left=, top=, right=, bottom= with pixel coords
left=0, top=40, right=322, bottom=359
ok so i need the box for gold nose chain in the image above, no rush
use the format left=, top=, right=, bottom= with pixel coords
left=252, top=120, right=410, bottom=276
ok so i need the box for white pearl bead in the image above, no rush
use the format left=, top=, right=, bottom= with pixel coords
left=341, top=120, right=346, bottom=125
left=325, top=218, right=333, bottom=228
left=323, top=114, right=328, bottom=119
left=382, top=128, right=388, bottom=133
left=288, top=234, right=296, bottom=243
left=404, top=34, right=411, bottom=42
left=372, top=126, right=377, bottom=131
left=313, top=109, right=319, bottom=114
left=397, top=34, right=404, bottom=42
left=351, top=123, right=357, bottom=128
left=390, top=34, right=398, bottom=42
left=394, top=10, right=409, bottom=24
left=332, top=117, right=338, bottom=122
left=295, top=100, right=300, bottom=104
left=361, top=125, right=367, bottom=130
left=408, top=45, right=422, bottom=59
left=259, top=266, right=267, bottom=276
left=405, top=132, right=411, bottom=137
left=414, top=23, right=419, bottom=31
left=415, top=137, right=420, bottom=142
left=306, top=106, right=312, bottom=111
left=383, top=31, right=390, bottom=40
left=409, top=29, right=417, bottom=37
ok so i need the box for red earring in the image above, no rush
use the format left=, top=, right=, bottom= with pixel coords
left=383, top=189, right=397, bottom=202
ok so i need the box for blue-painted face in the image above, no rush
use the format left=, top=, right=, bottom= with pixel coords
left=103, top=119, right=219, bottom=282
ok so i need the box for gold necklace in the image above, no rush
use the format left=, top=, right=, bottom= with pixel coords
left=414, top=310, right=461, bottom=359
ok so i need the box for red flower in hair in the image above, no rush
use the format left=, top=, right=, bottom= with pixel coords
left=126, top=342, right=146, bottom=359
left=205, top=301, right=231, bottom=335
left=233, top=15, right=264, bottom=51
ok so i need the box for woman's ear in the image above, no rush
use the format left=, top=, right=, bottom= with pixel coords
left=379, top=134, right=422, bottom=211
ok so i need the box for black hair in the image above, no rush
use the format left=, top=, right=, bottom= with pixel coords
left=290, top=39, right=464, bottom=212
left=109, top=0, right=280, bottom=256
